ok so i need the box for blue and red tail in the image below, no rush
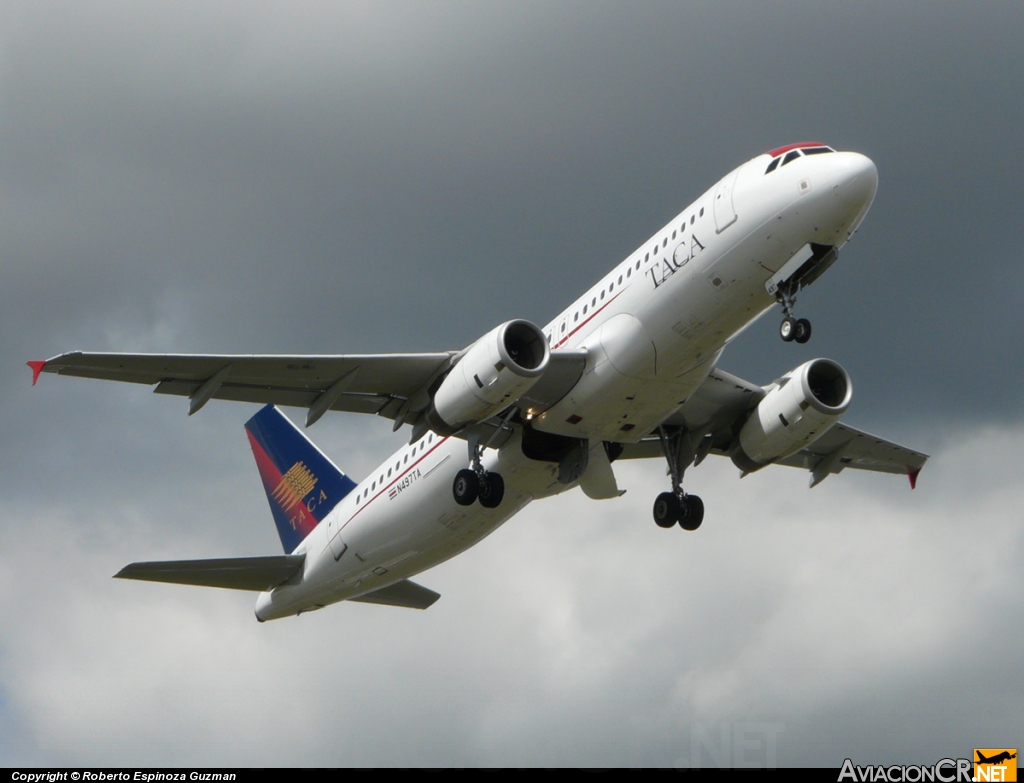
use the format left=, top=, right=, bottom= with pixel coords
left=245, top=405, right=357, bottom=554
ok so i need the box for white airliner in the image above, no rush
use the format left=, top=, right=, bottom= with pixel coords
left=30, top=142, right=927, bottom=621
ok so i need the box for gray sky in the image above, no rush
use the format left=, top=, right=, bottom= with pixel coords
left=2, top=1, right=1022, bottom=767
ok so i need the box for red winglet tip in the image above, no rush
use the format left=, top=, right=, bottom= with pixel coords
left=27, top=360, right=46, bottom=386
left=907, top=467, right=921, bottom=490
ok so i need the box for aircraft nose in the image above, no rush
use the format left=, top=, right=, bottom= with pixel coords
left=832, top=151, right=878, bottom=213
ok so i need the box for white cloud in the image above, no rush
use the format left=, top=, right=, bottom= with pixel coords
left=1, top=423, right=1020, bottom=766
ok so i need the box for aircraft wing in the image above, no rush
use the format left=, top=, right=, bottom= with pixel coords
left=35, top=351, right=457, bottom=425
left=771, top=422, right=928, bottom=485
left=618, top=367, right=928, bottom=487
left=33, top=348, right=588, bottom=430
left=115, top=554, right=305, bottom=591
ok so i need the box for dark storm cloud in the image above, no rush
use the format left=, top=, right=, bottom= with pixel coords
left=1, top=0, right=1022, bottom=767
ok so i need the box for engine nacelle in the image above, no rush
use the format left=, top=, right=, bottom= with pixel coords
left=427, top=320, right=550, bottom=434
left=730, top=358, right=852, bottom=472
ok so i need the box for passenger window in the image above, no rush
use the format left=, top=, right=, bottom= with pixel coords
left=372, top=481, right=376, bottom=490
left=662, top=238, right=667, bottom=247
left=561, top=323, right=566, bottom=332
left=592, top=297, right=597, bottom=306
left=583, top=304, right=588, bottom=314
left=672, top=231, right=676, bottom=239
left=626, top=267, right=631, bottom=277
left=699, top=207, right=704, bottom=217
left=636, top=260, right=641, bottom=269
left=618, top=275, right=623, bottom=284
left=653, top=245, right=658, bottom=255
left=573, top=312, right=579, bottom=322
left=600, top=290, right=605, bottom=300
left=690, top=215, right=694, bottom=225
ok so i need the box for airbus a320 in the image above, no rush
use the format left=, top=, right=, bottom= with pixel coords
left=30, top=142, right=927, bottom=621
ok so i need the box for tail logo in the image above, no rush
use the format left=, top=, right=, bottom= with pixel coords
left=272, top=461, right=318, bottom=512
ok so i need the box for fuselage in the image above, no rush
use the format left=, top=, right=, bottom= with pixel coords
left=255, top=144, right=879, bottom=620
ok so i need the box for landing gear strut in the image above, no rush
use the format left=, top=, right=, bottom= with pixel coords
left=452, top=413, right=513, bottom=508
left=777, top=285, right=811, bottom=344
left=652, top=427, right=705, bottom=531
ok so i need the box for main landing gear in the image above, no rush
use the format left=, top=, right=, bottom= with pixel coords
left=653, top=492, right=705, bottom=531
left=777, top=286, right=811, bottom=344
left=653, top=427, right=705, bottom=531
left=453, top=439, right=505, bottom=509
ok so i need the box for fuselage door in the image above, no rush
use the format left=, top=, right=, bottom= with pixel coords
left=326, top=512, right=347, bottom=561
left=554, top=314, right=571, bottom=347
left=713, top=168, right=740, bottom=234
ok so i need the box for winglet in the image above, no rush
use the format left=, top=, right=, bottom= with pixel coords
left=27, top=361, right=46, bottom=386
left=908, top=466, right=921, bottom=490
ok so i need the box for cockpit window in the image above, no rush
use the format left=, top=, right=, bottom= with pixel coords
left=764, top=143, right=835, bottom=174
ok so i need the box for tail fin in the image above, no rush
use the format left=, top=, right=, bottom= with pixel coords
left=245, top=405, right=357, bottom=553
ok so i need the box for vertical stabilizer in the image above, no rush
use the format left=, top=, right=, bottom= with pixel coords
left=245, top=405, right=357, bottom=553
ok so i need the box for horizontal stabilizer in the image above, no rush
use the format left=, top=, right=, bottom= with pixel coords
left=115, top=554, right=305, bottom=591
left=349, top=579, right=440, bottom=609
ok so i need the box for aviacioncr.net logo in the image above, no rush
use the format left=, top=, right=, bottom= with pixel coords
left=839, top=758, right=973, bottom=782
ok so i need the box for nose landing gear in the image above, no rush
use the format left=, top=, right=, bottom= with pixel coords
left=777, top=286, right=811, bottom=344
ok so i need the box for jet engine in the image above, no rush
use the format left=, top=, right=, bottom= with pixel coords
left=426, top=319, right=550, bottom=434
left=730, top=358, right=851, bottom=472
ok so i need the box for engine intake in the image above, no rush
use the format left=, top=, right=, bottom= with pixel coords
left=730, top=358, right=851, bottom=472
left=427, top=320, right=550, bottom=433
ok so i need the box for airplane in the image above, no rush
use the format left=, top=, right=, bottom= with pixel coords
left=976, top=752, right=1016, bottom=765
left=29, top=141, right=928, bottom=621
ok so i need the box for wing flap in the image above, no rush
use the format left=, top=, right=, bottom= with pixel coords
left=114, top=554, right=305, bottom=591
left=152, top=380, right=393, bottom=415
left=348, top=579, right=440, bottom=609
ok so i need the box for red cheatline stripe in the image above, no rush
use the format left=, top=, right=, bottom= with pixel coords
left=765, top=142, right=827, bottom=158
left=554, top=290, right=624, bottom=349
left=341, top=436, right=450, bottom=530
